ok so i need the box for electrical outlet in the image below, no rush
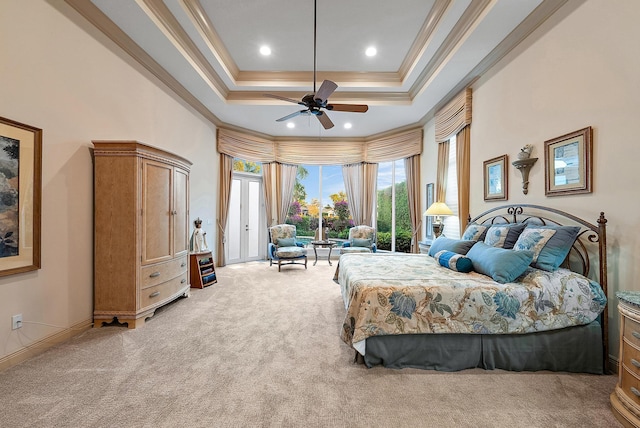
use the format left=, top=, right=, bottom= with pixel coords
left=11, top=314, right=22, bottom=330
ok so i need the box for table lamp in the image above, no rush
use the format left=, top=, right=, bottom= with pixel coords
left=424, top=202, right=453, bottom=238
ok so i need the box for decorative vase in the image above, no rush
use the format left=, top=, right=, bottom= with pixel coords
left=517, top=151, right=531, bottom=160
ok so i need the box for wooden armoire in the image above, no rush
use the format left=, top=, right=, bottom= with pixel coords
left=92, top=141, right=192, bottom=328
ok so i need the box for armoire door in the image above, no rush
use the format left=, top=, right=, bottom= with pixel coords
left=226, top=174, right=264, bottom=264
left=173, top=167, right=189, bottom=257
left=141, top=159, right=173, bottom=265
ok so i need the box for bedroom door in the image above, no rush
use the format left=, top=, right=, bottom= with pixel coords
left=226, top=174, right=264, bottom=264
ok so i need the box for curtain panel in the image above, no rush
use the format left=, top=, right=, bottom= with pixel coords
left=277, top=163, right=298, bottom=224
left=456, top=126, right=471, bottom=233
left=217, top=128, right=422, bottom=164
left=342, top=162, right=378, bottom=226
left=262, top=162, right=275, bottom=227
left=216, top=154, right=233, bottom=267
left=404, top=155, right=422, bottom=253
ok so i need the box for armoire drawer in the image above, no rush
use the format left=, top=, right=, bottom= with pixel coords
left=140, top=256, right=188, bottom=288
left=140, top=272, right=188, bottom=309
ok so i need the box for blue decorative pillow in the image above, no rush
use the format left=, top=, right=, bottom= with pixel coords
left=512, top=228, right=557, bottom=262
left=428, top=237, right=477, bottom=257
left=515, top=225, right=580, bottom=271
left=433, top=250, right=473, bottom=273
left=466, top=241, right=534, bottom=284
left=276, top=237, right=295, bottom=247
left=352, top=238, right=372, bottom=248
left=461, top=224, right=488, bottom=241
left=483, top=223, right=527, bottom=249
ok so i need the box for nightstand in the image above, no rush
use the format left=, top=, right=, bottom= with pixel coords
left=611, top=291, right=640, bottom=427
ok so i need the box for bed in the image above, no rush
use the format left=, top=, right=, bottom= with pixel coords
left=336, top=204, right=609, bottom=373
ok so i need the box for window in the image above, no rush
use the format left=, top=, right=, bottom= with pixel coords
left=376, top=160, right=411, bottom=252
left=285, top=165, right=351, bottom=241
left=443, top=136, right=460, bottom=239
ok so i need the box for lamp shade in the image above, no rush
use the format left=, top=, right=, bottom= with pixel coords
left=424, top=202, right=453, bottom=217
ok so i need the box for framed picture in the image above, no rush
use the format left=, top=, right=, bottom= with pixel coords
left=425, top=182, right=434, bottom=241
left=483, top=155, right=508, bottom=201
left=0, top=117, right=42, bottom=277
left=544, top=126, right=592, bottom=196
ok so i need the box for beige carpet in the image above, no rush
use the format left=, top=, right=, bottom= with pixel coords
left=0, top=260, right=620, bottom=428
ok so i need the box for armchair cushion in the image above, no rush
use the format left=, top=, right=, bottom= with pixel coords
left=352, top=238, right=373, bottom=248
left=275, top=246, right=306, bottom=258
left=276, top=237, right=296, bottom=248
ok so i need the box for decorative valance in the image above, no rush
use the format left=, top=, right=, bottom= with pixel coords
left=435, top=88, right=472, bottom=143
left=366, top=129, right=423, bottom=163
left=217, top=128, right=422, bottom=165
left=217, top=129, right=275, bottom=162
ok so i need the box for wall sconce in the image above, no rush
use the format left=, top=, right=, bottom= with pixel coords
left=512, top=157, right=538, bottom=194
left=424, top=202, right=453, bottom=238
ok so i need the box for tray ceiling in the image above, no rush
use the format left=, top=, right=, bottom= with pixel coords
left=65, top=0, right=568, bottom=139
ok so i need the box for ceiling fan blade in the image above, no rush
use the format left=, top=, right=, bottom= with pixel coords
left=264, top=93, right=305, bottom=106
left=276, top=110, right=307, bottom=122
left=326, top=103, right=369, bottom=113
left=316, top=111, right=334, bottom=129
left=314, top=80, right=338, bottom=103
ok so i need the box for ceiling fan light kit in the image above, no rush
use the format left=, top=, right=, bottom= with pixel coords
left=264, top=0, right=369, bottom=130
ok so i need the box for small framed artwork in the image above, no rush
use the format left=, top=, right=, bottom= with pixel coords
left=0, top=116, right=42, bottom=277
left=544, top=126, right=592, bottom=196
left=483, top=155, right=508, bottom=201
left=425, top=182, right=434, bottom=241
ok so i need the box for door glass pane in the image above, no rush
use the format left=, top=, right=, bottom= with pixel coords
left=227, top=179, right=241, bottom=260
left=247, top=180, right=260, bottom=258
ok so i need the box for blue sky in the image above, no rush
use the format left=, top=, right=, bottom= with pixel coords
left=300, top=161, right=404, bottom=207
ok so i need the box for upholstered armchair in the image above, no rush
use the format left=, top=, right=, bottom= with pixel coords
left=340, top=225, right=377, bottom=254
left=268, top=224, right=308, bottom=272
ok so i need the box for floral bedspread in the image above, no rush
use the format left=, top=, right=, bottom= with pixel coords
left=337, top=253, right=607, bottom=350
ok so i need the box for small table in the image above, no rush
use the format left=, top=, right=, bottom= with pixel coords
left=310, top=241, right=337, bottom=266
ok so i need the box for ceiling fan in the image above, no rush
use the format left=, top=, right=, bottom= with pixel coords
left=264, top=0, right=369, bottom=130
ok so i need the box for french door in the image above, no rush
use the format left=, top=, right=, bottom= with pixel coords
left=225, top=173, right=264, bottom=264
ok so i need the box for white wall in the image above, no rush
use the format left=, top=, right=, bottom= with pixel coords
left=0, top=0, right=218, bottom=363
left=423, top=0, right=640, bottom=359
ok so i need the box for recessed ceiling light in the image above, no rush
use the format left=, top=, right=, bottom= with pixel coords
left=260, top=46, right=271, bottom=56
left=344, top=123, right=352, bottom=129
left=365, top=47, right=377, bottom=57
left=287, top=122, right=295, bottom=129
